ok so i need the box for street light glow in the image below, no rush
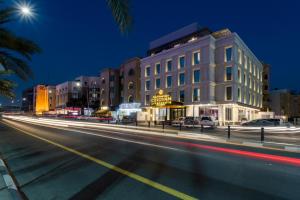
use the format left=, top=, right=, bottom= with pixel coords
left=15, top=1, right=36, bottom=22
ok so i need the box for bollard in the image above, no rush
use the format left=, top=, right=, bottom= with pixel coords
left=201, top=124, right=204, bottom=133
left=148, top=121, right=150, bottom=128
left=179, top=123, right=182, bottom=131
left=162, top=121, right=165, bottom=129
left=261, top=127, right=264, bottom=142
left=227, top=125, right=231, bottom=139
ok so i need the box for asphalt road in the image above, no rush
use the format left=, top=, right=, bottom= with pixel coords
left=0, top=118, right=300, bottom=200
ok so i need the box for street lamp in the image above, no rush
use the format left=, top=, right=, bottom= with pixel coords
left=15, top=1, right=36, bottom=22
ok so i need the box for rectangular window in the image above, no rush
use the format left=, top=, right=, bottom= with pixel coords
left=193, top=88, right=200, bottom=102
left=193, top=51, right=200, bottom=65
left=244, top=55, right=247, bottom=69
left=179, top=73, right=185, bottom=85
left=226, top=86, right=232, bottom=101
left=145, top=80, right=150, bottom=91
left=225, top=108, right=232, bottom=121
left=225, top=67, right=232, bottom=81
left=238, top=87, right=241, bottom=102
left=238, top=68, right=241, bottom=83
left=238, top=49, right=242, bottom=64
left=179, top=56, right=185, bottom=69
left=179, top=90, right=185, bottom=102
left=155, top=63, right=161, bottom=75
left=155, top=78, right=161, bottom=89
left=244, top=72, right=247, bottom=86
left=145, top=66, right=150, bottom=77
left=166, top=76, right=172, bottom=88
left=166, top=60, right=172, bottom=72
left=225, top=46, right=232, bottom=62
left=193, top=70, right=201, bottom=83
left=249, top=60, right=252, bottom=73
left=145, top=95, right=150, bottom=105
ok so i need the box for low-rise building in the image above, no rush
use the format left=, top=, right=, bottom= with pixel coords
left=33, top=85, right=56, bottom=115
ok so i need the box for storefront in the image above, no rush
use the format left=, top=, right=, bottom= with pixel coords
left=117, top=103, right=141, bottom=120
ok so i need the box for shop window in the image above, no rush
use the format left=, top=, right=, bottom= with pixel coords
left=225, top=107, right=232, bottom=121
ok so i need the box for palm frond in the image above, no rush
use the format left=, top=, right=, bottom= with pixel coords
left=0, top=28, right=41, bottom=60
left=106, top=0, right=132, bottom=33
left=0, top=7, right=14, bottom=24
left=0, top=78, right=15, bottom=98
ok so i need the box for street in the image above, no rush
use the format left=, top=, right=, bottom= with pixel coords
left=0, top=117, right=300, bottom=200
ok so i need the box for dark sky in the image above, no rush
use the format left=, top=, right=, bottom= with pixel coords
left=1, top=0, right=300, bottom=105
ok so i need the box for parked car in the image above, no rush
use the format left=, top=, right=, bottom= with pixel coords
left=183, top=117, right=201, bottom=127
left=172, top=117, right=185, bottom=126
left=199, top=116, right=218, bottom=127
left=241, top=119, right=275, bottom=127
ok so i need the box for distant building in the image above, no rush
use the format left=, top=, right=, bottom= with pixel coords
left=262, top=63, right=271, bottom=111
left=47, top=86, right=56, bottom=111
left=55, top=81, right=81, bottom=109
left=99, top=68, right=120, bottom=111
left=269, top=89, right=300, bottom=118
left=119, top=57, right=141, bottom=104
left=33, top=85, right=50, bottom=115
left=21, top=87, right=34, bottom=112
left=141, top=23, right=263, bottom=124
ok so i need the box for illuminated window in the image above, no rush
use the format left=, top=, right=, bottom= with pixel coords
left=225, top=108, right=232, bottom=121
left=166, top=76, right=172, bottom=88
left=179, top=73, right=185, bottom=85
left=238, top=49, right=242, bottom=64
left=193, top=88, right=200, bottom=102
left=244, top=55, right=247, bottom=69
left=244, top=72, right=247, bottom=86
left=225, top=46, right=232, bottom=62
left=155, top=63, right=161, bottom=75
left=179, top=56, right=185, bottom=69
left=193, top=70, right=201, bottom=83
left=193, top=51, right=200, bottom=65
left=145, top=80, right=150, bottom=91
left=226, top=86, right=232, bottom=101
left=166, top=60, right=172, bottom=72
left=155, top=78, right=161, bottom=89
left=225, top=66, right=232, bottom=81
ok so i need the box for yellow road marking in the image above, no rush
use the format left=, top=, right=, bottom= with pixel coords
left=1, top=121, right=198, bottom=200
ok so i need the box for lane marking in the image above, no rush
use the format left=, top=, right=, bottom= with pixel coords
left=2, top=121, right=198, bottom=200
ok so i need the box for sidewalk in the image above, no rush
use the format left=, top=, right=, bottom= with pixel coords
left=0, top=159, right=22, bottom=200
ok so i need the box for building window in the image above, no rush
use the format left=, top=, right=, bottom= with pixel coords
left=238, top=49, right=242, bottom=64
left=145, top=66, right=151, bottom=77
left=238, top=87, right=241, bottom=102
left=128, top=69, right=135, bottom=76
left=193, top=88, right=200, bottom=102
left=179, top=90, right=185, bottom=102
left=238, top=68, right=241, bottom=83
left=225, top=46, right=232, bottom=62
left=145, top=95, right=150, bottom=105
left=193, top=69, right=201, bottom=83
left=244, top=55, right=247, bottom=69
left=244, top=72, right=247, bottom=86
left=166, top=75, right=172, bottom=88
left=226, top=86, right=232, bottom=101
left=128, top=95, right=134, bottom=103
left=145, top=80, right=150, bottom=91
left=128, top=82, right=134, bottom=90
left=179, top=73, right=185, bottom=85
left=193, top=51, right=200, bottom=65
left=179, top=56, right=185, bottom=69
left=249, top=60, right=252, bottom=73
left=225, top=66, right=232, bottom=81
left=155, top=63, right=161, bottom=75
left=225, top=107, right=232, bottom=121
left=166, top=60, right=172, bottom=72
left=155, top=78, right=161, bottom=89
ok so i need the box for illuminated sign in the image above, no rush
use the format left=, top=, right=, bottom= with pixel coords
left=151, top=90, right=172, bottom=107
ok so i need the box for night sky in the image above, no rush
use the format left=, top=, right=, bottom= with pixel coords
left=1, top=0, right=300, bottom=105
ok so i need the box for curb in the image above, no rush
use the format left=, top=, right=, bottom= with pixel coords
left=0, top=159, right=22, bottom=200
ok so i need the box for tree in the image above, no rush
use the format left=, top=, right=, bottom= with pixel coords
left=0, top=1, right=41, bottom=98
left=106, top=0, right=133, bottom=33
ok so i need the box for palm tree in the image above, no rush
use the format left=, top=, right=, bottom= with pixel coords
left=106, top=0, right=133, bottom=33
left=0, top=1, right=41, bottom=98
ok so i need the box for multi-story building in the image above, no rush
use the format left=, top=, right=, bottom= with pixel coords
left=21, top=87, right=34, bottom=112
left=99, top=68, right=120, bottom=111
left=56, top=81, right=81, bottom=109
left=47, top=86, right=56, bottom=111
left=33, top=85, right=56, bottom=115
left=140, top=23, right=263, bottom=124
left=262, top=63, right=271, bottom=111
left=119, top=57, right=141, bottom=103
